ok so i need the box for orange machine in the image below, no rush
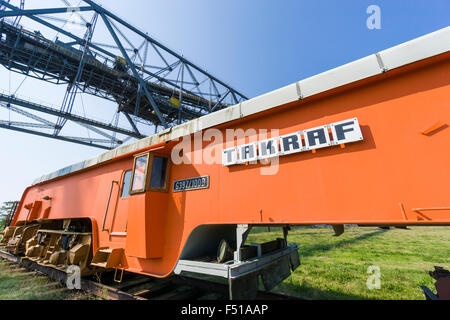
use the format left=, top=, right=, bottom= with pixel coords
left=2, top=27, right=450, bottom=299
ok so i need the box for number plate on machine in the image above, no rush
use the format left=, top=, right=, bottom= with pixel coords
left=173, top=176, right=210, bottom=192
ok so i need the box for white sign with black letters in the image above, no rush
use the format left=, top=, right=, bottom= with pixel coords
left=222, top=118, right=363, bottom=166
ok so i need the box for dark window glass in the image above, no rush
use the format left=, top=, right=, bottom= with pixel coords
left=121, top=170, right=132, bottom=198
left=150, top=157, right=168, bottom=189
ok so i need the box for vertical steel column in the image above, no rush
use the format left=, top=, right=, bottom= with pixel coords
left=54, top=12, right=98, bottom=136
left=100, top=12, right=168, bottom=129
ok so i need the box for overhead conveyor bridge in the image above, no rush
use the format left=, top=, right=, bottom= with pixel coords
left=0, top=21, right=218, bottom=125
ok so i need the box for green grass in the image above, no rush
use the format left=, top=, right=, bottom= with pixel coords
left=0, top=259, right=95, bottom=300
left=248, top=226, right=449, bottom=300
left=0, top=226, right=447, bottom=300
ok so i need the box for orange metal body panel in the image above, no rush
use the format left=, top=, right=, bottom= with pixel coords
left=12, top=52, right=450, bottom=278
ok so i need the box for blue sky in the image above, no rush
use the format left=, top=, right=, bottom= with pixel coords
left=0, top=0, right=449, bottom=204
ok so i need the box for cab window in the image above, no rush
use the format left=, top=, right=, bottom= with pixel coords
left=130, top=154, right=149, bottom=194
left=121, top=170, right=132, bottom=198
left=150, top=156, right=169, bottom=190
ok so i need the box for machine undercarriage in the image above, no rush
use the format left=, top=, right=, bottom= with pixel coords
left=1, top=218, right=300, bottom=300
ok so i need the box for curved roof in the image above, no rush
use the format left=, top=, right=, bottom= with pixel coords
left=33, top=26, right=450, bottom=185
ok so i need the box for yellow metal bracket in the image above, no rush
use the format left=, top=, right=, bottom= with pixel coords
left=114, top=267, right=124, bottom=283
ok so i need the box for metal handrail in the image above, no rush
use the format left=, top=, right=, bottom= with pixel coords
left=102, top=180, right=118, bottom=232
left=5, top=201, right=19, bottom=227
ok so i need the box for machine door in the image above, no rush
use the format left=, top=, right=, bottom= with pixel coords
left=125, top=152, right=170, bottom=259
left=110, top=170, right=133, bottom=236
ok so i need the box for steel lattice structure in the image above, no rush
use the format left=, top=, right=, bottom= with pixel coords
left=0, top=0, right=247, bottom=149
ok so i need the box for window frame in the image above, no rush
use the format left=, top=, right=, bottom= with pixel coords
left=120, top=170, right=133, bottom=199
left=147, top=153, right=171, bottom=193
left=129, top=152, right=151, bottom=195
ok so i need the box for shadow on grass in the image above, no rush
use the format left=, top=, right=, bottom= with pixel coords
left=275, top=229, right=390, bottom=300
left=276, top=279, right=376, bottom=300
left=298, top=229, right=389, bottom=258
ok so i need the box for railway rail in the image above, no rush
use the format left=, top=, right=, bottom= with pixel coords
left=0, top=249, right=303, bottom=301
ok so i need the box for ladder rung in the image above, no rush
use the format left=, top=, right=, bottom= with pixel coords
left=91, top=262, right=108, bottom=268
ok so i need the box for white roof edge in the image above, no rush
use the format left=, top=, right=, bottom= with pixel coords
left=32, top=26, right=450, bottom=185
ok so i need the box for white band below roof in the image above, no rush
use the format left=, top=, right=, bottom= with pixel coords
left=33, top=26, right=450, bottom=185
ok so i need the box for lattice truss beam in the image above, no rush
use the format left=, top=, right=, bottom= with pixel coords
left=0, top=0, right=247, bottom=149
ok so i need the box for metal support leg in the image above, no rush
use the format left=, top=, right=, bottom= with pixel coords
left=282, top=225, right=291, bottom=247
left=234, top=224, right=252, bottom=262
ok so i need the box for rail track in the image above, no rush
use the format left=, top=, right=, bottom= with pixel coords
left=0, top=250, right=303, bottom=301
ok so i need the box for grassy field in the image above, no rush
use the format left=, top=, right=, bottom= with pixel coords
left=0, top=226, right=448, bottom=300
left=0, top=259, right=95, bottom=300
left=248, top=226, right=449, bottom=300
